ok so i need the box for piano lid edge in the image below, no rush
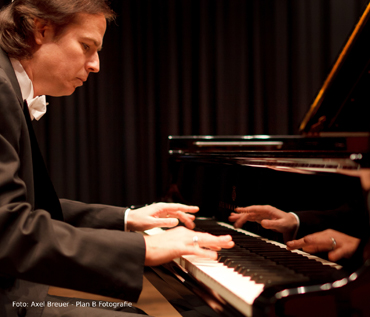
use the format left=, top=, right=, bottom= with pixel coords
left=299, top=2, right=370, bottom=134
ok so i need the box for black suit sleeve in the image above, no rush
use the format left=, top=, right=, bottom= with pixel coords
left=60, top=198, right=128, bottom=230
left=0, top=64, right=145, bottom=302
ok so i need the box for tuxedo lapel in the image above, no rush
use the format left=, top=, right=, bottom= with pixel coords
left=23, top=102, right=64, bottom=221
left=1, top=47, right=63, bottom=221
left=0, top=48, right=22, bottom=103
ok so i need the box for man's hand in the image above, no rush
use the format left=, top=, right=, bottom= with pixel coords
left=229, top=205, right=298, bottom=241
left=286, top=229, right=360, bottom=262
left=126, top=202, right=198, bottom=231
left=144, top=226, right=234, bottom=266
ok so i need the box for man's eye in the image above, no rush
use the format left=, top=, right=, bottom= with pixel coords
left=82, top=43, right=90, bottom=51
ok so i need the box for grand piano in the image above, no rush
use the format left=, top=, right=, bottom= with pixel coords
left=145, top=2, right=370, bottom=316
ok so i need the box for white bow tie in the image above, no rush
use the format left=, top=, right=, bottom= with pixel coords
left=28, top=95, right=48, bottom=121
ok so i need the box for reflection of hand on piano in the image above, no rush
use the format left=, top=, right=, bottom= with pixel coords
left=143, top=226, right=234, bottom=266
left=287, top=229, right=360, bottom=262
left=126, top=202, right=198, bottom=231
left=229, top=205, right=299, bottom=242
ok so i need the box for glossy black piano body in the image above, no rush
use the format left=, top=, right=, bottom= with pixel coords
left=146, top=3, right=370, bottom=317
left=166, top=135, right=370, bottom=242
left=155, top=136, right=370, bottom=316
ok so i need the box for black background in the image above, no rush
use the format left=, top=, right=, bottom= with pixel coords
left=0, top=0, right=368, bottom=207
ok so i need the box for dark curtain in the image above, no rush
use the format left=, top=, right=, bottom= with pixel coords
left=1, top=0, right=368, bottom=206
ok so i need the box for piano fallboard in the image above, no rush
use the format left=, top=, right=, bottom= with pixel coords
left=168, top=134, right=370, bottom=167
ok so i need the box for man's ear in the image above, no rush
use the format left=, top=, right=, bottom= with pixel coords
left=33, top=18, right=53, bottom=45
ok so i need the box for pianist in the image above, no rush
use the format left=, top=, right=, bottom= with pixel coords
left=0, top=0, right=234, bottom=316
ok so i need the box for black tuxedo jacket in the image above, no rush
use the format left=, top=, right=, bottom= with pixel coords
left=0, top=48, right=145, bottom=316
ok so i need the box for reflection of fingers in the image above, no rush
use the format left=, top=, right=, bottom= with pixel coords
left=228, top=213, right=240, bottom=220
left=328, top=249, right=342, bottom=262
left=228, top=216, right=238, bottom=222
left=301, top=240, right=330, bottom=254
left=260, top=219, right=273, bottom=229
left=286, top=239, right=304, bottom=250
left=305, top=235, right=334, bottom=253
left=238, top=205, right=263, bottom=214
left=234, top=214, right=249, bottom=228
left=329, top=242, right=357, bottom=262
left=330, top=237, right=337, bottom=251
left=245, top=214, right=256, bottom=221
left=260, top=219, right=286, bottom=234
left=236, top=206, right=262, bottom=213
left=301, top=245, right=320, bottom=253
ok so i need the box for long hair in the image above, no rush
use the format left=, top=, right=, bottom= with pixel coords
left=0, top=0, right=116, bottom=59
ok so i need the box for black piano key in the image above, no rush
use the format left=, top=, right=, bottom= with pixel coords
left=195, top=220, right=342, bottom=286
left=236, top=264, right=294, bottom=274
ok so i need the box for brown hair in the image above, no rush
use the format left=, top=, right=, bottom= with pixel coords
left=0, top=0, right=116, bottom=59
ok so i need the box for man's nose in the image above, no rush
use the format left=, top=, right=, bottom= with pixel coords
left=87, top=52, right=100, bottom=73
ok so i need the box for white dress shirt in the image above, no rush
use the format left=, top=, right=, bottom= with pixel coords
left=10, top=58, right=47, bottom=121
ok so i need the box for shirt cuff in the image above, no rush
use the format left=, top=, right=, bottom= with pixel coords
left=124, top=208, right=131, bottom=232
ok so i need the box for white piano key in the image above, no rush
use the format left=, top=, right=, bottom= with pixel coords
left=179, top=255, right=263, bottom=316
left=218, top=222, right=342, bottom=269
left=144, top=222, right=341, bottom=316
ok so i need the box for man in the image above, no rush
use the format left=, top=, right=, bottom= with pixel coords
left=0, top=1, right=234, bottom=316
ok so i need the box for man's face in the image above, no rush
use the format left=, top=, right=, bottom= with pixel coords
left=29, top=13, right=107, bottom=97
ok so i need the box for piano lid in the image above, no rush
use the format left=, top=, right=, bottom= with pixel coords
left=168, top=3, right=370, bottom=168
left=300, top=3, right=370, bottom=134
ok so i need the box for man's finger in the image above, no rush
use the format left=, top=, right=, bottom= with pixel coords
left=166, top=210, right=196, bottom=221
left=152, top=218, right=179, bottom=228
left=186, top=247, right=218, bottom=260
left=156, top=203, right=199, bottom=214
left=164, top=211, right=196, bottom=229
left=193, top=233, right=234, bottom=248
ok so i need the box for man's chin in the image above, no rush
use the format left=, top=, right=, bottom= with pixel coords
left=50, top=87, right=77, bottom=97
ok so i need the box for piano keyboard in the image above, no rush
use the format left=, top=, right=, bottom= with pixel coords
left=145, top=220, right=344, bottom=317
